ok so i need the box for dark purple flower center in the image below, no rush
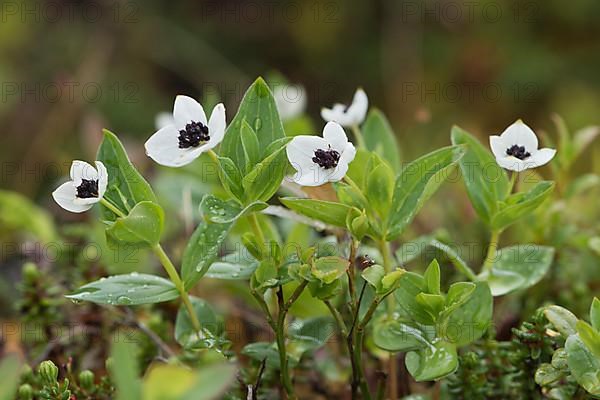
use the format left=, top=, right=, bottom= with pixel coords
left=178, top=121, right=210, bottom=149
left=76, top=179, right=99, bottom=198
left=506, top=144, right=531, bottom=160
left=312, top=146, right=340, bottom=169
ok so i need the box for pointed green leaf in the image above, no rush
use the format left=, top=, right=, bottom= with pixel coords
left=424, top=259, right=441, bottom=295
left=366, top=162, right=395, bottom=218
left=373, top=318, right=429, bottom=352
left=386, top=145, right=465, bottom=240
left=280, top=197, right=352, bottom=227
left=591, top=298, right=600, bottom=331
left=451, top=126, right=509, bottom=224
left=491, top=181, right=555, bottom=231
left=241, top=137, right=291, bottom=203
left=97, top=129, right=156, bottom=220
left=240, top=120, right=260, bottom=173
left=577, top=320, right=600, bottom=359
left=220, top=77, right=285, bottom=169
left=106, top=201, right=164, bottom=247
left=217, top=156, right=244, bottom=202
left=363, top=109, right=401, bottom=171
left=66, top=273, right=179, bottom=305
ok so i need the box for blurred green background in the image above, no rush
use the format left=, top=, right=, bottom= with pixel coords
left=2, top=0, right=600, bottom=201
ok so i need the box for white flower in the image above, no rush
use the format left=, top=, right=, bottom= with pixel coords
left=490, top=120, right=556, bottom=172
left=154, top=112, right=174, bottom=130
left=145, top=96, right=226, bottom=167
left=274, top=84, right=306, bottom=121
left=286, top=122, right=356, bottom=186
left=52, top=160, right=108, bottom=213
left=321, top=88, right=368, bottom=127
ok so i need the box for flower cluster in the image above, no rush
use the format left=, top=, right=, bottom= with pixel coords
left=52, top=86, right=556, bottom=212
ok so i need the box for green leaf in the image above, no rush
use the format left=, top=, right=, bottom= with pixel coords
left=386, top=145, right=465, bottom=240
left=280, top=198, right=352, bottom=227
left=200, top=195, right=267, bottom=224
left=216, top=156, right=244, bottom=202
left=591, top=298, right=600, bottom=331
left=439, top=282, right=492, bottom=346
left=97, top=129, right=156, bottom=220
left=479, top=245, right=554, bottom=296
left=577, top=320, right=600, bottom=359
left=565, top=335, right=600, bottom=396
left=312, top=256, right=349, bottom=284
left=240, top=120, right=261, bottom=173
left=346, top=148, right=372, bottom=189
left=205, top=252, right=258, bottom=280
left=490, top=181, right=555, bottom=231
left=110, top=340, right=142, bottom=400
left=241, top=137, right=291, bottom=203
left=362, top=265, right=385, bottom=290
left=182, top=196, right=264, bottom=289
left=106, top=201, right=164, bottom=247
left=405, top=340, right=458, bottom=381
left=451, top=126, right=509, bottom=224
left=242, top=342, right=285, bottom=370
left=288, top=317, right=335, bottom=355
left=182, top=221, right=231, bottom=290
left=0, top=355, right=22, bottom=400
left=362, top=108, right=401, bottom=171
left=394, top=272, right=434, bottom=325
left=66, top=273, right=179, bottom=305
left=220, top=77, right=285, bottom=170
left=179, top=363, right=238, bottom=400
left=366, top=162, right=395, bottom=218
left=544, top=305, right=579, bottom=337
left=424, top=260, right=441, bottom=295
left=175, top=297, right=223, bottom=349
left=372, top=318, right=429, bottom=352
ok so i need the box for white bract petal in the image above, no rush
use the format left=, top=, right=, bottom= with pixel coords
left=321, top=88, right=368, bottom=127
left=53, top=160, right=106, bottom=213
left=489, top=120, right=556, bottom=172
left=274, top=84, right=306, bottom=121
left=286, top=122, right=356, bottom=187
left=173, top=95, right=207, bottom=127
left=155, top=112, right=174, bottom=130
left=145, top=97, right=227, bottom=167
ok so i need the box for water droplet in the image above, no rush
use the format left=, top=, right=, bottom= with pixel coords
left=130, top=272, right=139, bottom=276
left=254, top=118, right=262, bottom=131
left=116, top=296, right=133, bottom=305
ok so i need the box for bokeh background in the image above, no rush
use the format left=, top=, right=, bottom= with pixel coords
left=1, top=0, right=600, bottom=394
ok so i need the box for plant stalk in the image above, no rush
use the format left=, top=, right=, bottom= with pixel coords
left=378, top=240, right=397, bottom=400
left=482, top=230, right=501, bottom=274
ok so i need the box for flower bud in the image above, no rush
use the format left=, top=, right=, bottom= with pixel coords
left=78, top=370, right=95, bottom=390
left=18, top=384, right=33, bottom=400
left=38, top=360, right=59, bottom=385
left=346, top=208, right=369, bottom=240
left=22, top=262, right=40, bottom=282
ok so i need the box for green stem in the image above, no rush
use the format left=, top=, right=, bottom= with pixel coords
left=152, top=244, right=202, bottom=335
left=276, top=287, right=296, bottom=399
left=100, top=199, right=202, bottom=336
left=100, top=198, right=126, bottom=218
left=324, top=300, right=348, bottom=337
left=343, top=176, right=369, bottom=206
left=507, top=171, right=518, bottom=196
left=351, top=125, right=367, bottom=149
left=373, top=240, right=398, bottom=400
left=482, top=230, right=501, bottom=274
left=207, top=149, right=219, bottom=163
left=248, top=213, right=267, bottom=254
